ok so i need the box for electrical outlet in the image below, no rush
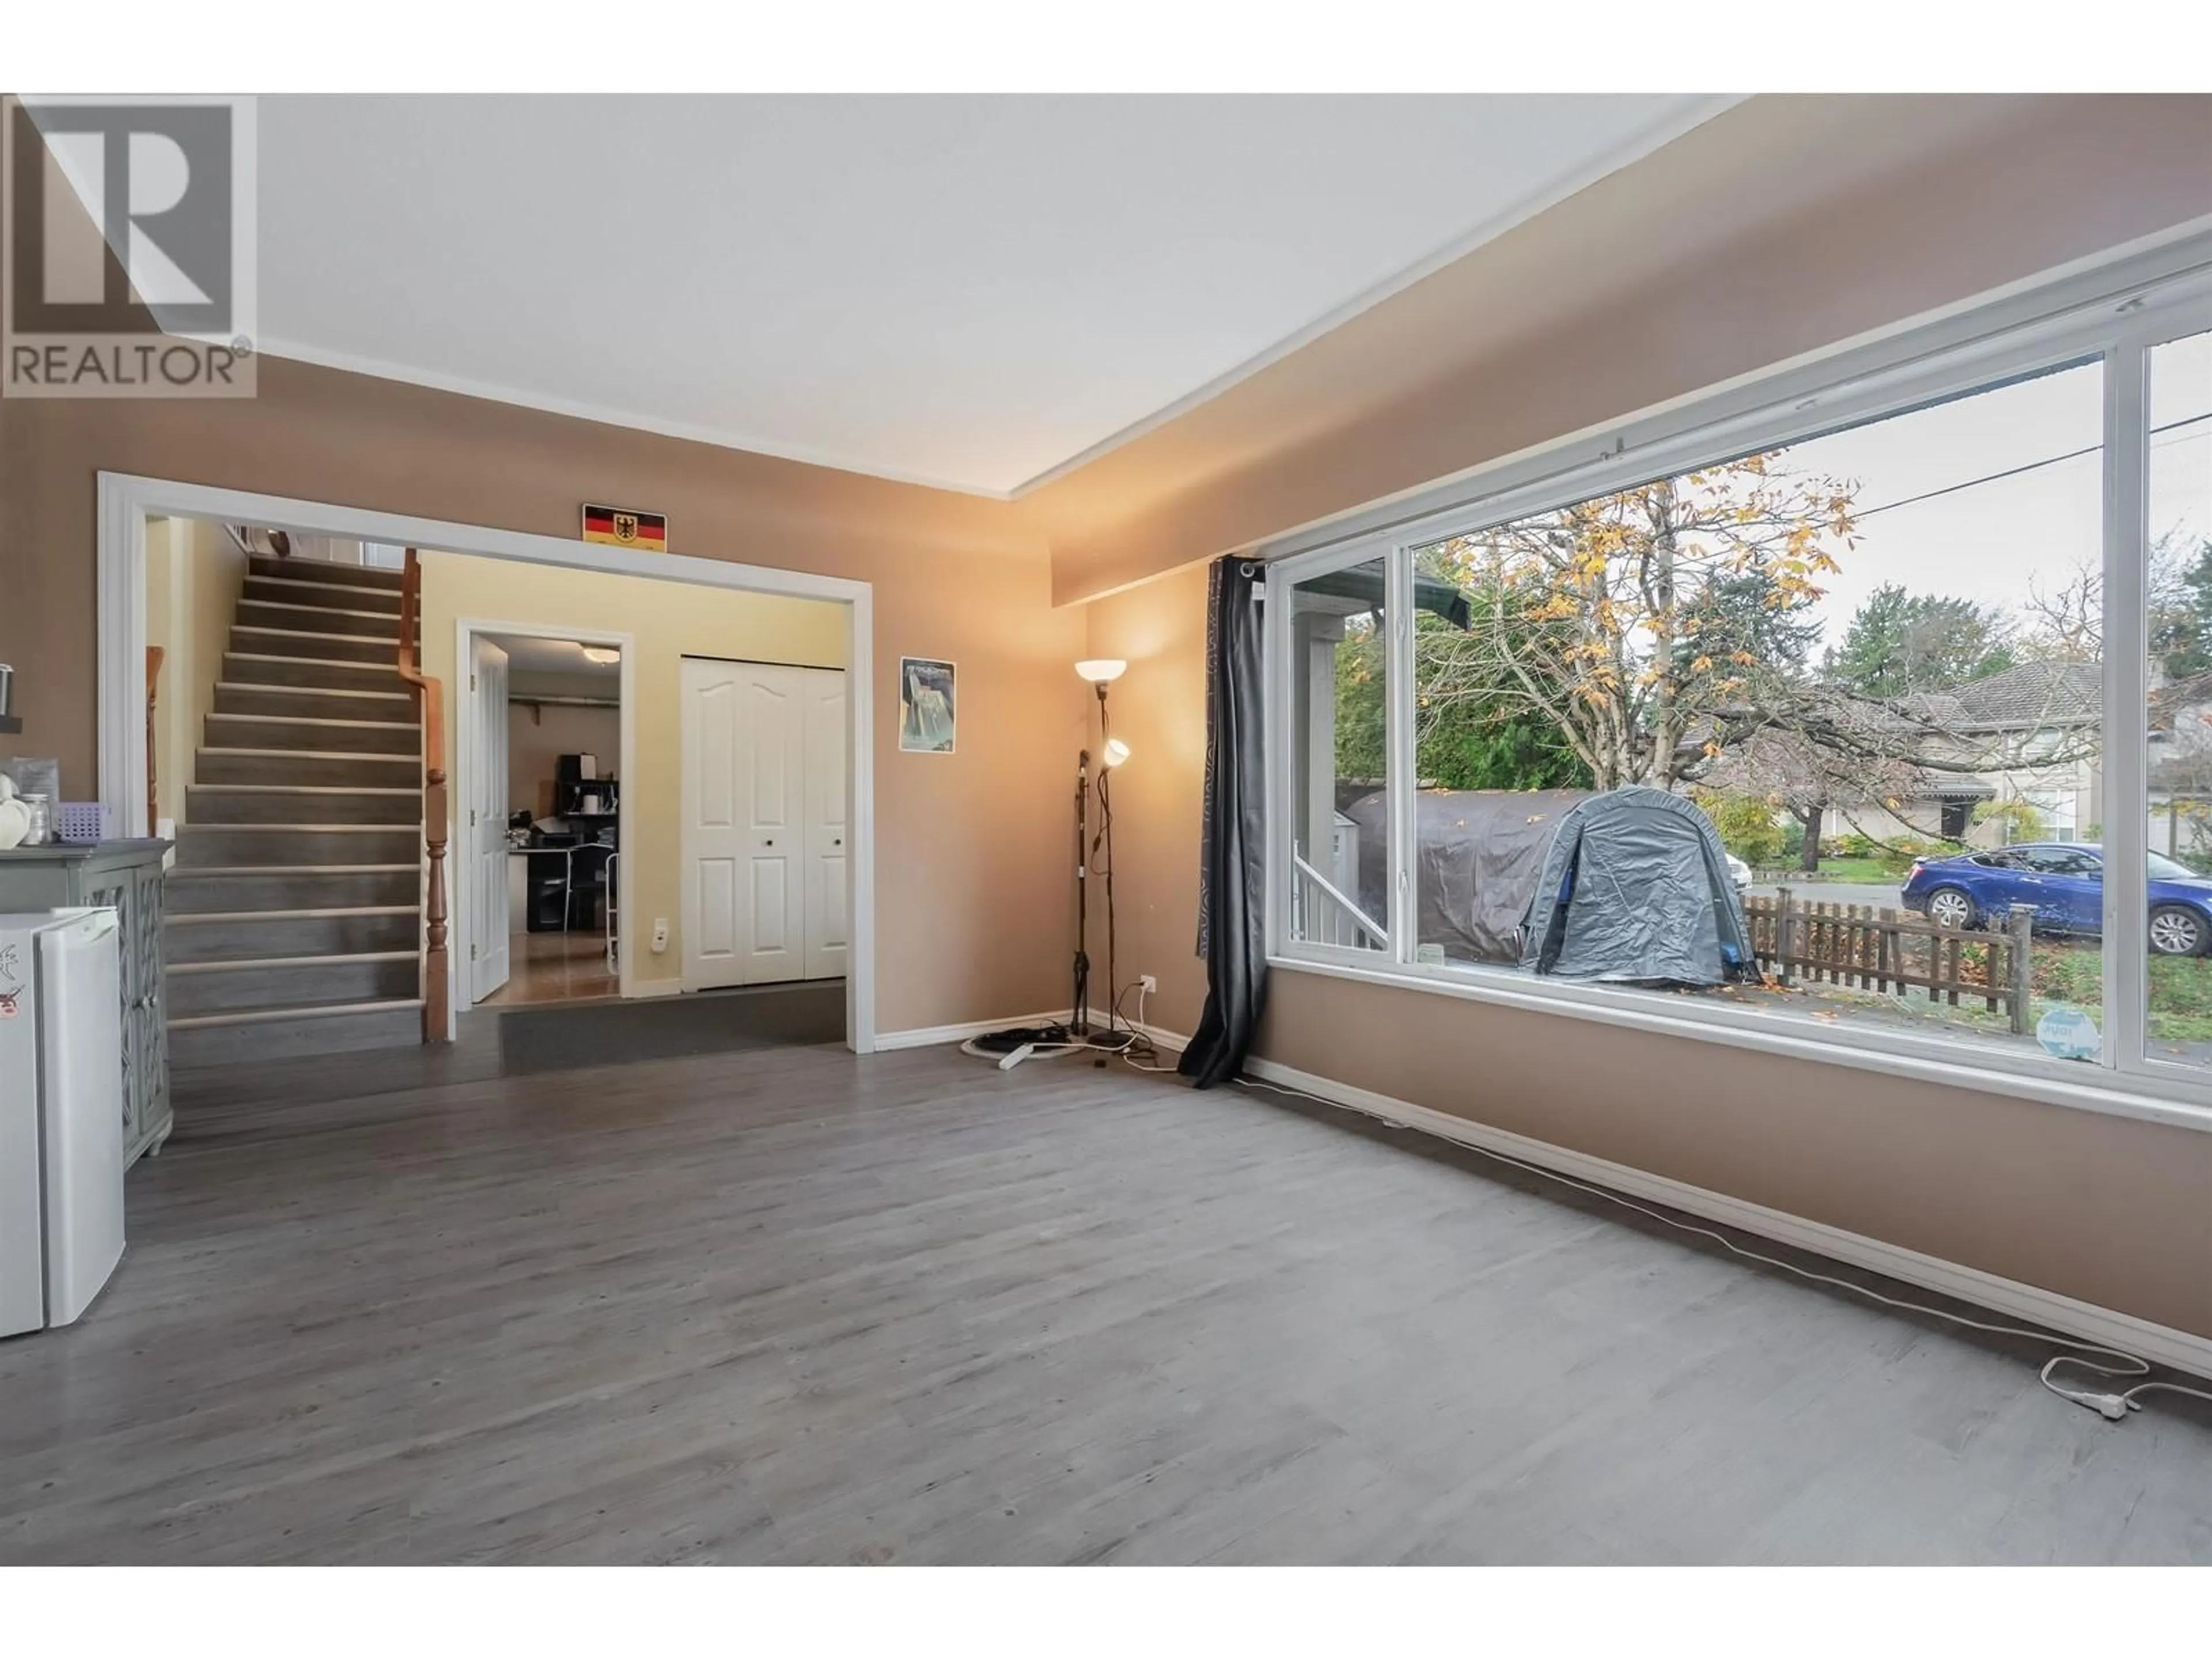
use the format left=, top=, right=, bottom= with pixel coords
left=1139, top=974, right=1158, bottom=995
left=651, top=918, right=670, bottom=953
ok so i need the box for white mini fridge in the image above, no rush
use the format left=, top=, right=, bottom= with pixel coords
left=0, top=909, right=127, bottom=1338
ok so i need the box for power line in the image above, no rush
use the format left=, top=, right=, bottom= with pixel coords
left=1851, top=409, right=2212, bottom=522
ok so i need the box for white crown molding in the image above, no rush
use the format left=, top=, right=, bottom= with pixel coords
left=251, top=97, right=1738, bottom=505
left=252, top=335, right=1020, bottom=502
left=1003, top=94, right=1743, bottom=498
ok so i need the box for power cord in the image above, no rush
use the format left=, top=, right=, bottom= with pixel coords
left=1113, top=980, right=1178, bottom=1073
left=1232, top=1073, right=2212, bottom=1425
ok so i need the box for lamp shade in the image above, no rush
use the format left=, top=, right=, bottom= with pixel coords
left=1073, top=658, right=1127, bottom=684
left=1101, top=737, right=1131, bottom=768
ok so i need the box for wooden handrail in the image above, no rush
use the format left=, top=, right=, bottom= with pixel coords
left=398, top=548, right=450, bottom=1043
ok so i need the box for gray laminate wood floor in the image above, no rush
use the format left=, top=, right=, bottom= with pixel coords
left=4, top=1020, right=2207, bottom=1564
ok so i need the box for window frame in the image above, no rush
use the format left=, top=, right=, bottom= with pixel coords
left=1262, top=226, right=2212, bottom=1130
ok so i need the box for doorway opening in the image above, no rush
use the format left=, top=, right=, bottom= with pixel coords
left=97, top=472, right=879, bottom=1056
left=468, top=628, right=627, bottom=1011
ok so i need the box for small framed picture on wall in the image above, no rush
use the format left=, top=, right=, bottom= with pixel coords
left=899, top=657, right=957, bottom=754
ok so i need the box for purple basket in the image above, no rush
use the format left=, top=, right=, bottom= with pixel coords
left=56, top=802, right=116, bottom=844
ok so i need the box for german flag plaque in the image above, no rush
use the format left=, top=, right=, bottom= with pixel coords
left=582, top=503, right=668, bottom=552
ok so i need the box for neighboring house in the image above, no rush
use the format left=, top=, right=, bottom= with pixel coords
left=2148, top=669, right=2212, bottom=862
left=1812, top=658, right=2212, bottom=859
left=1823, top=660, right=2105, bottom=848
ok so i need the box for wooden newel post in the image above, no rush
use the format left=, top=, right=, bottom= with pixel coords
left=2008, top=908, right=2036, bottom=1037
left=423, top=767, right=450, bottom=1043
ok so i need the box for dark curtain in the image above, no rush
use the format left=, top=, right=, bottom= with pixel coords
left=1179, top=557, right=1267, bottom=1088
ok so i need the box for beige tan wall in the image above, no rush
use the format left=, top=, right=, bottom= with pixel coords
left=418, top=550, right=849, bottom=989
left=0, top=355, right=1087, bottom=1035
left=1254, top=970, right=2212, bottom=1339
left=1080, top=562, right=1212, bottom=1030
left=507, top=701, right=620, bottom=820
left=143, top=514, right=247, bottom=829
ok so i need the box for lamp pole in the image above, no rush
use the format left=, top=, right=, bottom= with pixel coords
left=1070, top=659, right=1128, bottom=1045
left=1072, top=748, right=1091, bottom=1035
left=1095, top=680, right=1117, bottom=1036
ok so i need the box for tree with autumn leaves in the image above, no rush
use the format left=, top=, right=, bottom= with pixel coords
left=1411, top=453, right=1857, bottom=792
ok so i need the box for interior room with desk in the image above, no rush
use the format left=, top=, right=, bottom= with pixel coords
left=478, top=631, right=623, bottom=1009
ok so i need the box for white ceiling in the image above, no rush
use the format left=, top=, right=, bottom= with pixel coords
left=488, top=634, right=620, bottom=679
left=255, top=95, right=1729, bottom=497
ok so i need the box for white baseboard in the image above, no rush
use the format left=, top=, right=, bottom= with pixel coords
left=874, top=1009, right=1077, bottom=1052
left=1244, top=1056, right=2212, bottom=1382
left=874, top=1009, right=1193, bottom=1056
left=1125, top=1016, right=1190, bottom=1054
left=628, top=979, right=684, bottom=1000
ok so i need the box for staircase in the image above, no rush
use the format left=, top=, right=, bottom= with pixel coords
left=165, top=555, right=428, bottom=1066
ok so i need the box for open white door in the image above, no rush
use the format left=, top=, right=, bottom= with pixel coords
left=469, top=635, right=511, bottom=1002
left=681, top=657, right=805, bottom=988
left=802, top=667, right=849, bottom=980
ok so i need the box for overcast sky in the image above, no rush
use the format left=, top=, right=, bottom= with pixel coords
left=1764, top=330, right=2212, bottom=656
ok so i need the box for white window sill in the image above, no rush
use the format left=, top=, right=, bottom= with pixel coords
left=1267, top=950, right=2212, bottom=1136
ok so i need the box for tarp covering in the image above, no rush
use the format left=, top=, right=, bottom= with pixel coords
left=1519, top=786, right=1756, bottom=986
left=1343, top=789, right=1593, bottom=963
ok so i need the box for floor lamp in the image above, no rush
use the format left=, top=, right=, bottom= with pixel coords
left=1074, top=658, right=1131, bottom=1045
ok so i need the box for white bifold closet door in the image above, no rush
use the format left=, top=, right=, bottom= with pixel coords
left=680, top=657, right=848, bottom=990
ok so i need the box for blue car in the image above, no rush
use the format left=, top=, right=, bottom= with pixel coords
left=1899, top=842, right=2212, bottom=956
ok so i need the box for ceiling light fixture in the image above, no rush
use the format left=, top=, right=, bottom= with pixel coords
left=580, top=646, right=620, bottom=665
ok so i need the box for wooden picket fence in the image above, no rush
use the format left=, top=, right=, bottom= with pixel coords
left=1742, top=891, right=2037, bottom=1035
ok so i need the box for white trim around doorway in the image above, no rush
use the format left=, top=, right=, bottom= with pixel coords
left=94, top=472, right=880, bottom=1053
left=452, top=617, right=638, bottom=1017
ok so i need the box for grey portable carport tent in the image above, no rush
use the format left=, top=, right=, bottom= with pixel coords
left=1519, top=787, right=1756, bottom=986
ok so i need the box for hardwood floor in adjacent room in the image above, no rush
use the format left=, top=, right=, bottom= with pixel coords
left=3, top=1025, right=2207, bottom=1565
left=477, top=930, right=619, bottom=1007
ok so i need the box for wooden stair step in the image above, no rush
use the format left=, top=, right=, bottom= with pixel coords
left=169, top=997, right=426, bottom=1067
left=176, top=824, right=422, bottom=868
left=166, top=866, right=421, bottom=912
left=235, top=599, right=412, bottom=641
left=185, top=783, right=423, bottom=825
left=194, top=748, right=420, bottom=787
left=230, top=626, right=397, bottom=666
left=205, top=711, right=421, bottom=755
left=242, top=574, right=404, bottom=616
left=165, top=906, right=422, bottom=963
left=167, top=951, right=420, bottom=1017
left=247, top=554, right=406, bottom=592
left=220, top=653, right=401, bottom=694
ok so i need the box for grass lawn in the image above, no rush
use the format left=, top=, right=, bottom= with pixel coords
left=2031, top=941, right=2212, bottom=1042
left=1765, top=857, right=1910, bottom=885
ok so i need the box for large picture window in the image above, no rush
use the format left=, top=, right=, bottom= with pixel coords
left=1266, top=249, right=2212, bottom=1113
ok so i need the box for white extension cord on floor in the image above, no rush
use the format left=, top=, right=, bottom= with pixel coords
left=1228, top=1073, right=2212, bottom=1426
